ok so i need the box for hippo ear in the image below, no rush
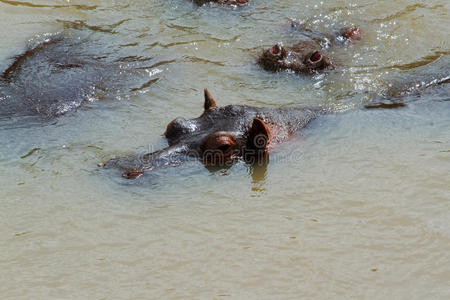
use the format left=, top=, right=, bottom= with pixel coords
left=247, top=118, right=271, bottom=151
left=204, top=88, right=217, bottom=111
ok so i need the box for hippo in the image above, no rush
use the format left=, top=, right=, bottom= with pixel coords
left=107, top=62, right=450, bottom=180
left=365, top=55, right=450, bottom=108
left=0, top=33, right=153, bottom=121
left=257, top=22, right=362, bottom=73
left=0, top=36, right=104, bottom=119
left=193, top=0, right=248, bottom=6
left=106, top=89, right=323, bottom=179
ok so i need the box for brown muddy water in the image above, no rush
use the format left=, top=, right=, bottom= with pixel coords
left=0, top=0, right=449, bottom=299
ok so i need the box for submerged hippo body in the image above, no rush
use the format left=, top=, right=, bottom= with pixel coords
left=193, top=0, right=248, bottom=7
left=107, top=89, right=323, bottom=179
left=0, top=33, right=152, bottom=121
left=258, top=22, right=362, bottom=73
left=365, top=55, right=450, bottom=108
left=0, top=36, right=104, bottom=119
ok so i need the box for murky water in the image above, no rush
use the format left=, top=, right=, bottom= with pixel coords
left=1, top=0, right=449, bottom=299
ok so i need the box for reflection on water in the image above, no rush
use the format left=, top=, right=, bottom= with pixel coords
left=249, top=155, right=268, bottom=195
left=0, top=0, right=449, bottom=299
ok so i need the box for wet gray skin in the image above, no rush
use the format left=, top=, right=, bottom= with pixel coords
left=365, top=55, right=450, bottom=108
left=257, top=22, right=362, bottom=73
left=0, top=33, right=151, bottom=121
left=107, top=89, right=323, bottom=179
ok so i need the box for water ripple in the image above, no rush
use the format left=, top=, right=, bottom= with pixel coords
left=370, top=4, right=445, bottom=23
left=0, top=0, right=97, bottom=10
left=57, top=19, right=131, bottom=34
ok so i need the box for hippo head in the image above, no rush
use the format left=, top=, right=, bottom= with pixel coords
left=258, top=42, right=332, bottom=73
left=121, top=89, right=272, bottom=179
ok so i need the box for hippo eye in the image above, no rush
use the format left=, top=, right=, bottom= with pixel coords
left=309, top=51, right=322, bottom=63
left=201, top=132, right=240, bottom=165
left=217, top=144, right=231, bottom=152
left=271, top=45, right=280, bottom=55
left=305, top=51, right=330, bottom=69
left=270, top=44, right=284, bottom=58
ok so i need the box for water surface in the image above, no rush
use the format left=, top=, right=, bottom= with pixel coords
left=0, top=0, right=449, bottom=299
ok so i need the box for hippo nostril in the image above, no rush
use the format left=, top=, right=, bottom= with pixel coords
left=309, top=51, right=322, bottom=63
